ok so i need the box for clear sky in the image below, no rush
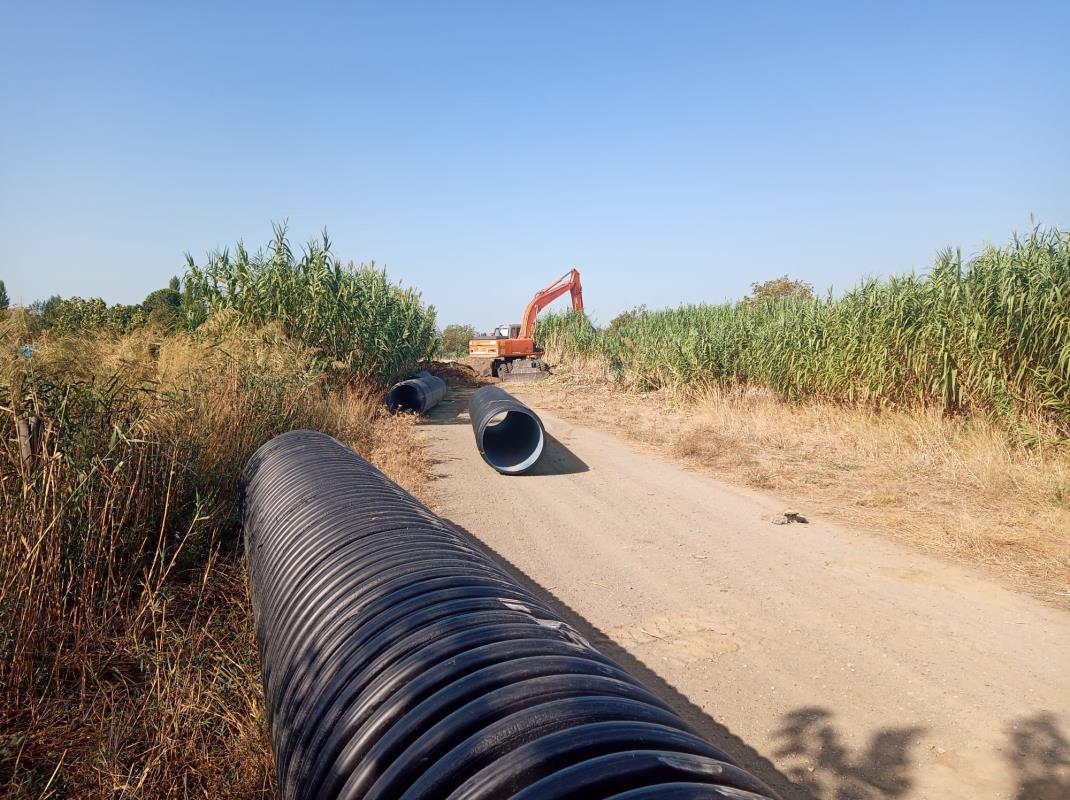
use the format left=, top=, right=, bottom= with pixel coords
left=1, top=1, right=1067, bottom=329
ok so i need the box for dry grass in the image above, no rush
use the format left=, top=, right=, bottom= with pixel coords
left=330, top=387, right=433, bottom=502
left=0, top=314, right=432, bottom=798
left=523, top=357, right=1070, bottom=605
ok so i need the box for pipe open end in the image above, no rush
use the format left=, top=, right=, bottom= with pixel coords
left=387, top=384, right=421, bottom=414
left=481, top=409, right=545, bottom=474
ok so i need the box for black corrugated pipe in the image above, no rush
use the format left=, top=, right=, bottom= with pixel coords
left=241, top=430, right=779, bottom=800
left=468, top=385, right=545, bottom=475
left=386, top=371, right=447, bottom=414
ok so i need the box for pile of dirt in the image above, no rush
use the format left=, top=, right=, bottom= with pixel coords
left=422, top=360, right=494, bottom=387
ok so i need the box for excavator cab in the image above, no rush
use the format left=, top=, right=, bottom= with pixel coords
left=494, top=324, right=520, bottom=339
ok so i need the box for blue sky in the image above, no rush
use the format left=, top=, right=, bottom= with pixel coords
left=1, top=1, right=1066, bottom=328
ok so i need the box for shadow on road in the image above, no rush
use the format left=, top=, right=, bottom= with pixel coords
left=1006, top=712, right=1070, bottom=800
left=442, top=514, right=808, bottom=799
left=525, top=432, right=588, bottom=475
left=773, top=707, right=924, bottom=799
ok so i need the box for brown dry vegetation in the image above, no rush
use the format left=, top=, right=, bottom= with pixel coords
left=0, top=310, right=431, bottom=798
left=515, top=357, right=1070, bottom=606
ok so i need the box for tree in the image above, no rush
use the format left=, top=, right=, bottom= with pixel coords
left=30, top=295, right=63, bottom=327
left=745, top=275, right=814, bottom=304
left=608, top=304, right=647, bottom=332
left=142, top=287, right=181, bottom=313
left=51, top=297, right=128, bottom=334
left=0, top=280, right=8, bottom=311
left=438, top=323, right=477, bottom=358
left=33, top=296, right=146, bottom=335
left=142, top=282, right=182, bottom=329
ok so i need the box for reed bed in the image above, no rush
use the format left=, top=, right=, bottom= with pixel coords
left=540, top=226, right=1070, bottom=442
left=183, top=225, right=438, bottom=383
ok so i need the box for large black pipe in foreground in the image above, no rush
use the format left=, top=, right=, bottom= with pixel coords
left=468, top=385, right=546, bottom=475
left=241, top=430, right=779, bottom=800
left=387, top=371, right=447, bottom=414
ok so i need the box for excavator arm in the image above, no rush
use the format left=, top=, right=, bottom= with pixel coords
left=518, top=269, right=583, bottom=340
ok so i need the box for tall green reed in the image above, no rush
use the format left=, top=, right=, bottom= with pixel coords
left=539, top=225, right=1070, bottom=440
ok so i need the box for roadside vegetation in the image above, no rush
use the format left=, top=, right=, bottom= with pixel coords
left=437, top=323, right=478, bottom=359
left=533, top=224, right=1070, bottom=600
left=0, top=229, right=436, bottom=797
left=541, top=225, right=1070, bottom=443
left=183, top=225, right=437, bottom=382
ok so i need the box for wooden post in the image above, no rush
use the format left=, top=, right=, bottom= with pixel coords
left=16, top=415, right=43, bottom=474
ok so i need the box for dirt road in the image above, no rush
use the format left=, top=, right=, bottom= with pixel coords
left=420, top=387, right=1070, bottom=800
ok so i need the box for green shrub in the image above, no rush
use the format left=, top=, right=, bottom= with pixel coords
left=437, top=323, right=477, bottom=358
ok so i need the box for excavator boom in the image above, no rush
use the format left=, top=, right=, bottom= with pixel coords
left=519, top=269, right=583, bottom=340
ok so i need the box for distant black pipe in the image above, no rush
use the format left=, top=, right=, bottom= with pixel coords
left=386, top=371, right=446, bottom=414
left=468, top=385, right=545, bottom=474
left=241, top=430, right=779, bottom=800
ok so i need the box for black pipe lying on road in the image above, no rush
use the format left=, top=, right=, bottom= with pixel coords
left=386, top=371, right=447, bottom=414
left=468, top=385, right=546, bottom=475
left=241, top=429, right=779, bottom=800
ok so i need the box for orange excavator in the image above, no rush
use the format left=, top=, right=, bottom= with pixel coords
left=469, top=269, right=584, bottom=382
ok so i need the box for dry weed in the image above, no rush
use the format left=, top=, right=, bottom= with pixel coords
left=0, top=322, right=429, bottom=798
